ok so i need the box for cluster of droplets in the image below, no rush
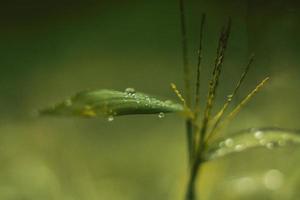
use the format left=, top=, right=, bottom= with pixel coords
left=105, top=87, right=170, bottom=122
left=208, top=129, right=298, bottom=160
left=215, top=138, right=246, bottom=158
left=253, top=130, right=292, bottom=150
left=123, top=87, right=175, bottom=119
left=125, top=88, right=136, bottom=97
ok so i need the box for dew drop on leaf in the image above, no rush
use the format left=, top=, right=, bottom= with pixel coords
left=266, top=142, right=275, bottom=149
left=225, top=138, right=234, bottom=147
left=125, top=88, right=136, bottom=96
left=204, top=128, right=300, bottom=161
left=227, top=94, right=233, bottom=101
left=235, top=144, right=245, bottom=152
left=254, top=131, right=264, bottom=139
left=259, top=139, right=267, bottom=145
left=39, top=89, right=184, bottom=118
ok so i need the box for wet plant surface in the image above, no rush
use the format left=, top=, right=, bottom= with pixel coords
left=0, top=0, right=300, bottom=200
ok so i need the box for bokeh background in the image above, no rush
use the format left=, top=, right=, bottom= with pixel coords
left=0, top=0, right=299, bottom=199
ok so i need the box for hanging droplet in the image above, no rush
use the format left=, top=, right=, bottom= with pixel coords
left=107, top=115, right=114, bottom=122
left=158, top=112, right=165, bottom=118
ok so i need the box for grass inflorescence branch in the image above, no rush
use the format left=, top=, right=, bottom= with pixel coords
left=177, top=1, right=270, bottom=199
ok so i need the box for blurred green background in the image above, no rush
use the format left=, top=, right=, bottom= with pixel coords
left=0, top=0, right=299, bottom=199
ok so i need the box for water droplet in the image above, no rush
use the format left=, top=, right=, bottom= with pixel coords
left=107, top=115, right=114, bottom=122
left=254, top=131, right=264, bottom=139
left=227, top=94, right=233, bottom=101
left=225, top=138, right=234, bottom=147
left=158, top=112, right=165, bottom=118
left=125, top=88, right=136, bottom=96
left=259, top=139, right=267, bottom=146
left=235, top=144, right=245, bottom=152
left=263, top=169, right=284, bottom=190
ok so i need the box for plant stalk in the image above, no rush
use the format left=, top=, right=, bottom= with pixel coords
left=185, top=157, right=202, bottom=200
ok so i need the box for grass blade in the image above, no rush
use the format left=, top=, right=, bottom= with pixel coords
left=39, top=89, right=184, bottom=118
left=194, top=14, right=206, bottom=120
left=204, top=128, right=300, bottom=161
left=208, top=55, right=255, bottom=138
left=206, top=77, right=270, bottom=142
left=197, top=19, right=231, bottom=150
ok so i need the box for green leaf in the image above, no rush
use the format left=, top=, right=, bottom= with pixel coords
left=39, top=89, right=184, bottom=118
left=204, top=128, right=300, bottom=161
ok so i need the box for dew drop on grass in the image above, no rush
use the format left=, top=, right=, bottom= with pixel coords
left=107, top=115, right=114, bottom=122
left=225, top=138, right=234, bottom=147
left=227, top=94, right=233, bottom=101
left=259, top=139, right=267, bottom=145
left=263, top=169, right=284, bottom=190
left=254, top=131, right=264, bottom=139
left=125, top=88, right=136, bottom=96
left=235, top=144, right=245, bottom=152
left=266, top=142, right=275, bottom=149
left=158, top=112, right=165, bottom=118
